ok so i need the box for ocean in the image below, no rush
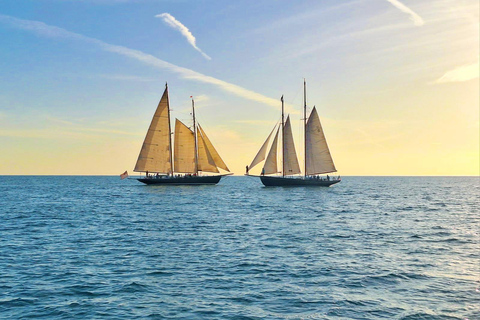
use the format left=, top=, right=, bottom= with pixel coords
left=0, top=176, right=478, bottom=320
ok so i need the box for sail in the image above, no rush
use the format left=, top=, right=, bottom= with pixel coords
left=305, top=107, right=337, bottom=175
left=134, top=87, right=172, bottom=173
left=263, top=126, right=280, bottom=174
left=174, top=119, right=195, bottom=173
left=283, top=116, right=301, bottom=175
left=197, top=129, right=219, bottom=173
left=197, top=124, right=230, bottom=172
left=249, top=124, right=277, bottom=170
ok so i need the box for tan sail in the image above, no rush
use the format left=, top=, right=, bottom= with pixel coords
left=197, top=129, right=219, bottom=173
left=174, top=119, right=195, bottom=173
left=197, top=124, right=229, bottom=172
left=305, top=107, right=336, bottom=175
left=263, top=126, right=280, bottom=174
left=248, top=124, right=277, bottom=170
left=134, top=87, right=172, bottom=173
left=283, top=116, right=301, bottom=175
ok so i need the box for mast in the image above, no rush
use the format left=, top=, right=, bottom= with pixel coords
left=192, top=98, right=199, bottom=174
left=281, top=95, right=285, bottom=177
left=166, top=83, right=173, bottom=175
left=303, top=79, right=307, bottom=178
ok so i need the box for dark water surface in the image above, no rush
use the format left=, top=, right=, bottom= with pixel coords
left=0, top=176, right=478, bottom=319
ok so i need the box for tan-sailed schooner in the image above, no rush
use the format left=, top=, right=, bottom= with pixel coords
left=246, top=80, right=340, bottom=187
left=134, top=84, right=231, bottom=185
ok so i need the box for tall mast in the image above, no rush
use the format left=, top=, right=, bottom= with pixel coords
left=281, top=95, right=285, bottom=177
left=166, top=82, right=174, bottom=175
left=192, top=98, right=199, bottom=174
left=303, top=79, right=307, bottom=178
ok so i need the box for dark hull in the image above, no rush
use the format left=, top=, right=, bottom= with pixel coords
left=260, top=175, right=340, bottom=187
left=137, top=175, right=222, bottom=185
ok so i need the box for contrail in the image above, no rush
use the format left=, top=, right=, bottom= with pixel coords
left=385, top=0, right=425, bottom=26
left=156, top=13, right=211, bottom=60
left=0, top=14, right=289, bottom=111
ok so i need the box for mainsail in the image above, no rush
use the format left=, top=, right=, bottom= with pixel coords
left=134, top=87, right=172, bottom=173
left=305, top=107, right=336, bottom=175
left=283, top=116, right=301, bottom=175
left=174, top=119, right=195, bottom=173
left=263, top=126, right=280, bottom=174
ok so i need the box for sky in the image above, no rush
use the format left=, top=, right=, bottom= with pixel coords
left=0, top=0, right=478, bottom=176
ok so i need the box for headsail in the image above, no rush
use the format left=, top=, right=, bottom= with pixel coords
left=263, top=126, right=280, bottom=174
left=134, top=87, right=172, bottom=173
left=174, top=119, right=195, bottom=173
left=197, top=128, right=219, bottom=173
left=248, top=124, right=277, bottom=170
left=305, top=107, right=336, bottom=175
left=283, top=116, right=301, bottom=175
left=197, top=124, right=229, bottom=172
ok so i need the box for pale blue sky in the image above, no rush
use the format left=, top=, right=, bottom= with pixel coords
left=0, top=0, right=478, bottom=175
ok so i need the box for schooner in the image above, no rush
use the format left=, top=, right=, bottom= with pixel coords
left=134, top=84, right=231, bottom=185
left=246, top=80, right=340, bottom=187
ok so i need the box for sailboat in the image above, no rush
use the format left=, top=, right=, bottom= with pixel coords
left=246, top=80, right=340, bottom=187
left=134, top=84, right=232, bottom=185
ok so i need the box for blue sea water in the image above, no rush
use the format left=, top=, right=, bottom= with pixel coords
left=0, top=176, right=478, bottom=320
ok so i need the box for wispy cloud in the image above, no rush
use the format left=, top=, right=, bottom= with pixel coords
left=46, top=116, right=141, bottom=136
left=45, top=116, right=76, bottom=126
left=0, top=114, right=129, bottom=139
left=0, top=127, right=139, bottom=140
left=434, top=60, right=479, bottom=84
left=385, top=0, right=425, bottom=26
left=0, top=14, right=293, bottom=112
left=234, top=120, right=279, bottom=126
left=98, top=74, right=155, bottom=82
left=155, top=13, right=211, bottom=60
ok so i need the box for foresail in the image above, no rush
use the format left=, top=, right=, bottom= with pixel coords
left=263, top=126, right=280, bottom=174
left=197, top=129, right=219, bottom=173
left=174, top=119, right=195, bottom=173
left=197, top=124, right=229, bottom=172
left=283, top=116, right=301, bottom=175
left=134, top=87, right=172, bottom=173
left=248, top=123, right=277, bottom=170
left=305, top=107, right=336, bottom=175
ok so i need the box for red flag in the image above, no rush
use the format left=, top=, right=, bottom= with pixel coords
left=120, top=171, right=129, bottom=180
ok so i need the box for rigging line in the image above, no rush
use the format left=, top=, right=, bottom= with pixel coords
left=287, top=83, right=302, bottom=107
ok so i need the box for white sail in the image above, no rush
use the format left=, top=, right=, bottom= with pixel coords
left=283, top=116, right=301, bottom=175
left=305, top=107, right=337, bottom=175
left=197, top=129, right=219, bottom=173
left=134, top=87, right=172, bottom=173
left=197, top=124, right=230, bottom=172
left=263, top=126, right=280, bottom=174
left=174, top=119, right=195, bottom=173
left=248, top=124, right=277, bottom=170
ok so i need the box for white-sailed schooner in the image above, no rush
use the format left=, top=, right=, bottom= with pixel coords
left=134, top=83, right=231, bottom=185
left=246, top=80, right=340, bottom=187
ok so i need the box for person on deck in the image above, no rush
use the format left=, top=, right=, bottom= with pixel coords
left=246, top=165, right=249, bottom=175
